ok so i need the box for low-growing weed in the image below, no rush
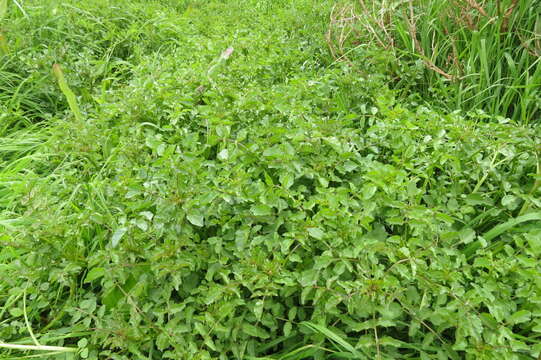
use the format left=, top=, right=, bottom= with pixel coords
left=1, top=0, right=540, bottom=359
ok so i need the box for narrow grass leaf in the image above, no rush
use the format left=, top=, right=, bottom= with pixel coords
left=301, top=322, right=364, bottom=358
left=0, top=32, right=8, bottom=54
left=466, top=212, right=541, bottom=258
left=0, top=0, right=6, bottom=20
left=52, top=64, right=83, bottom=123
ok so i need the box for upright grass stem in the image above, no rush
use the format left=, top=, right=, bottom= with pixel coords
left=0, top=33, right=8, bottom=54
left=329, top=0, right=541, bottom=123
left=52, top=64, right=84, bottom=124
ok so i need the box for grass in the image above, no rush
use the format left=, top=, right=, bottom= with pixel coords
left=328, top=0, right=541, bottom=123
left=1, top=0, right=540, bottom=359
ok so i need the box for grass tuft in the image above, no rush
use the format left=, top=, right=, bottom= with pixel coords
left=329, top=0, right=541, bottom=123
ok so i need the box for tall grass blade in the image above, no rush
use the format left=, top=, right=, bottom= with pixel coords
left=300, top=322, right=365, bottom=358
left=0, top=343, right=76, bottom=352
left=11, top=0, right=27, bottom=18
left=0, top=0, right=7, bottom=20
left=483, top=212, right=541, bottom=241
left=52, top=64, right=84, bottom=123
left=0, top=33, right=7, bottom=54
left=465, top=212, right=541, bottom=259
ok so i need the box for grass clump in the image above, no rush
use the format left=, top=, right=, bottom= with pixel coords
left=328, top=0, right=541, bottom=123
left=1, top=0, right=541, bottom=359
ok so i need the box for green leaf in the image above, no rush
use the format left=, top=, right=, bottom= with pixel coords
left=508, top=310, right=531, bottom=324
left=501, top=195, right=520, bottom=210
left=136, top=218, right=148, bottom=231
left=9, top=308, right=23, bottom=317
left=466, top=212, right=541, bottom=259
left=459, top=227, right=475, bottom=244
left=484, top=212, right=541, bottom=241
left=77, top=338, right=88, bottom=348
left=84, top=267, right=106, bottom=283
left=111, top=227, right=127, bottom=248
left=187, top=212, right=204, bottom=227
left=307, top=227, right=325, bottom=240
left=262, top=146, right=281, bottom=158
left=242, top=323, right=270, bottom=339
left=217, top=148, right=229, bottom=161
left=284, top=321, right=292, bottom=337
left=251, top=204, right=272, bottom=216
left=280, top=172, right=294, bottom=189
left=361, top=184, right=377, bottom=200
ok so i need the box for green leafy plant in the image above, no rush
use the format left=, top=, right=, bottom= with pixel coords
left=0, top=0, right=540, bottom=359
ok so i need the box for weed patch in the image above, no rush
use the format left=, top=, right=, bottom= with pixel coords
left=1, top=0, right=540, bottom=359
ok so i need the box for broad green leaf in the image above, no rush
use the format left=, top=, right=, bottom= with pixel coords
left=187, top=212, right=204, bottom=227
left=307, top=227, right=324, bottom=240
left=136, top=218, right=148, bottom=231
left=283, top=322, right=292, bottom=337
left=242, top=323, right=270, bottom=339
left=251, top=204, right=272, bottom=216
left=508, top=310, right=531, bottom=324
left=501, top=195, right=519, bottom=210
left=459, top=227, right=476, bottom=244
left=279, top=172, right=294, bottom=189
left=84, top=267, right=106, bottom=283
left=111, top=227, right=127, bottom=248
left=361, top=184, right=377, bottom=200
left=217, top=148, right=229, bottom=161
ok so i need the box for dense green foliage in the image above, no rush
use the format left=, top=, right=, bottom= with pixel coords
left=328, top=0, right=541, bottom=123
left=1, top=0, right=540, bottom=359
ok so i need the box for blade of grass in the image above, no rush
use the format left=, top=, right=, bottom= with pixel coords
left=0, top=343, right=76, bottom=352
left=52, top=64, right=84, bottom=124
left=0, top=32, right=8, bottom=54
left=0, top=0, right=6, bottom=19
left=23, top=289, right=41, bottom=347
left=300, top=322, right=365, bottom=358
left=11, top=0, right=27, bottom=18
left=465, top=211, right=541, bottom=259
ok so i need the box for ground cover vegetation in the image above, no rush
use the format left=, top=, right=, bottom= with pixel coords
left=327, top=0, right=541, bottom=123
left=0, top=0, right=540, bottom=359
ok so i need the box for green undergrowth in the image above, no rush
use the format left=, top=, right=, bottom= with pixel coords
left=1, top=0, right=541, bottom=359
left=328, top=0, right=541, bottom=124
